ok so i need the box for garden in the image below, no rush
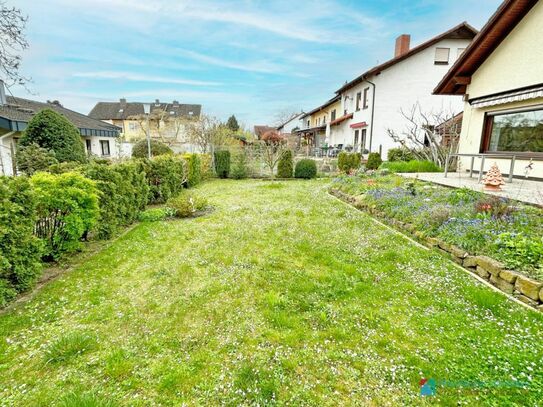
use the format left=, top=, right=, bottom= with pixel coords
left=1, top=113, right=543, bottom=405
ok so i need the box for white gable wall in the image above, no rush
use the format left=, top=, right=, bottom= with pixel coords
left=330, top=38, right=470, bottom=159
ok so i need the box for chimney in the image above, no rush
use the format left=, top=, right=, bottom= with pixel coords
left=155, top=99, right=160, bottom=105
left=172, top=100, right=179, bottom=106
left=0, top=80, right=6, bottom=105
left=394, top=34, right=411, bottom=58
left=120, top=98, right=127, bottom=106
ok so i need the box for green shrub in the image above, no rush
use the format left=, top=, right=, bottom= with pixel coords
left=366, top=153, right=383, bottom=170
left=142, top=155, right=186, bottom=204
left=277, top=150, right=294, bottom=178
left=214, top=150, right=231, bottom=178
left=199, top=154, right=213, bottom=179
left=166, top=192, right=209, bottom=218
left=31, top=172, right=100, bottom=260
left=294, top=159, right=317, bottom=179
left=387, top=148, right=415, bottom=162
left=380, top=160, right=441, bottom=173
left=138, top=207, right=174, bottom=222
left=338, top=152, right=361, bottom=173
left=82, top=162, right=148, bottom=239
left=16, top=143, right=58, bottom=176
left=231, top=150, right=249, bottom=179
left=19, top=109, right=86, bottom=163
left=182, top=153, right=202, bottom=187
left=495, top=233, right=543, bottom=272
left=131, top=139, right=173, bottom=159
left=0, top=177, right=43, bottom=306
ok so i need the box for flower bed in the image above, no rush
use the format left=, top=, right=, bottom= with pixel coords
left=330, top=173, right=543, bottom=309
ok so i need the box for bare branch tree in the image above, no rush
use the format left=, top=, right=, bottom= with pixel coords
left=261, top=130, right=287, bottom=179
left=274, top=108, right=300, bottom=127
left=0, top=2, right=30, bottom=87
left=185, top=114, right=223, bottom=153
left=386, top=102, right=461, bottom=169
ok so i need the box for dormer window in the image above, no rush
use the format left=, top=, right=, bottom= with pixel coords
left=119, top=109, right=124, bottom=113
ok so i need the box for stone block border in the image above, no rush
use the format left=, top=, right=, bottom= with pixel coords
left=329, top=188, right=543, bottom=312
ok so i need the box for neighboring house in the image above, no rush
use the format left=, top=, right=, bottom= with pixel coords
left=295, top=96, right=341, bottom=151
left=0, top=92, right=121, bottom=176
left=436, top=112, right=463, bottom=148
left=276, top=112, right=305, bottom=134
left=330, top=22, right=477, bottom=158
left=434, top=0, right=543, bottom=179
left=254, top=125, right=276, bottom=139
left=89, top=99, right=202, bottom=152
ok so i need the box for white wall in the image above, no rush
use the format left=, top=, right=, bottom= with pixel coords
left=330, top=38, right=470, bottom=159
left=0, top=133, right=15, bottom=176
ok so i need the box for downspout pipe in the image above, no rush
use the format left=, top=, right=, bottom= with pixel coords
left=365, top=77, right=376, bottom=153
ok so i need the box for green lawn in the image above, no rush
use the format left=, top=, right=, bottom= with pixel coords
left=1, top=180, right=542, bottom=406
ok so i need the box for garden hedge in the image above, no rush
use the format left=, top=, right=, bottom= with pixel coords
left=182, top=153, right=202, bottom=187
left=338, top=152, right=361, bottom=173
left=132, top=139, right=173, bottom=158
left=0, top=176, right=43, bottom=306
left=214, top=150, right=231, bottom=178
left=295, top=159, right=317, bottom=179
left=277, top=150, right=294, bottom=178
left=231, top=150, right=248, bottom=179
left=142, top=155, right=186, bottom=204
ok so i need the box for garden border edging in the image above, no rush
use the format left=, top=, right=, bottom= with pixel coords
left=329, top=188, right=543, bottom=312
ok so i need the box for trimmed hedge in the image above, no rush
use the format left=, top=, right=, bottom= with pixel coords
left=277, top=150, right=294, bottom=178
left=380, top=160, right=441, bottom=173
left=231, top=151, right=248, bottom=180
left=295, top=159, right=317, bottom=179
left=132, top=139, right=173, bottom=158
left=143, top=155, right=186, bottom=204
left=338, top=152, right=361, bottom=173
left=366, top=152, right=383, bottom=170
left=214, top=150, right=231, bottom=178
left=0, top=177, right=43, bottom=306
left=182, top=153, right=202, bottom=187
left=387, top=147, right=415, bottom=162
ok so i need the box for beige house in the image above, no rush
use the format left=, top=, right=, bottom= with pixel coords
left=89, top=99, right=202, bottom=153
left=435, top=0, right=543, bottom=179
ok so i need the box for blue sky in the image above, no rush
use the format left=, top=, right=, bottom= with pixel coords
left=13, top=0, right=502, bottom=128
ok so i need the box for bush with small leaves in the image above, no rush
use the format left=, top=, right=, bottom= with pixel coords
left=366, top=152, right=382, bottom=170
left=0, top=176, right=43, bottom=306
left=167, top=192, right=208, bottom=218
left=31, top=172, right=100, bottom=260
left=214, top=150, right=231, bottom=178
left=338, top=152, right=361, bottom=173
left=16, top=143, right=58, bottom=175
left=19, top=109, right=86, bottom=163
left=182, top=153, right=202, bottom=187
left=231, top=150, right=249, bottom=179
left=142, top=155, right=186, bottom=204
left=387, top=147, right=415, bottom=162
left=277, top=150, right=294, bottom=178
left=131, top=139, right=173, bottom=158
left=294, top=159, right=317, bottom=179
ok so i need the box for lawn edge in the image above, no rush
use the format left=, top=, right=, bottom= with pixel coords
left=327, top=190, right=540, bottom=314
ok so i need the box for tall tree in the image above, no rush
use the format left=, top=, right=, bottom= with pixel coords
left=226, top=115, right=240, bottom=132
left=0, top=2, right=30, bottom=87
left=19, top=109, right=86, bottom=163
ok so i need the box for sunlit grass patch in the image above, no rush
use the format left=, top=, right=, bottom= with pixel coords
left=44, top=331, right=97, bottom=364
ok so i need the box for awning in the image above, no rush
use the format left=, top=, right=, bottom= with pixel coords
left=470, top=85, right=543, bottom=108
left=330, top=113, right=353, bottom=126
left=350, top=121, right=367, bottom=129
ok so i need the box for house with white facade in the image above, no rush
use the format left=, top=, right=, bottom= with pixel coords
left=434, top=0, right=543, bottom=179
left=0, top=88, right=121, bottom=176
left=329, top=23, right=477, bottom=159
left=276, top=112, right=305, bottom=135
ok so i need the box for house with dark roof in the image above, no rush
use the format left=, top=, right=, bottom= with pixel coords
left=0, top=89, right=121, bottom=175
left=434, top=0, right=542, bottom=179
left=329, top=22, right=477, bottom=159
left=89, top=99, right=202, bottom=152
left=294, top=96, right=341, bottom=153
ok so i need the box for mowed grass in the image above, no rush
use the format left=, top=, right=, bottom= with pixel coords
left=0, top=179, right=542, bottom=406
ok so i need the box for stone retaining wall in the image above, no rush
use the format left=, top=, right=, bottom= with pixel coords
left=330, top=188, right=543, bottom=311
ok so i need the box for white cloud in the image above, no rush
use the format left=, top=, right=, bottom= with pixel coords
left=73, top=71, right=221, bottom=86
left=175, top=49, right=283, bottom=74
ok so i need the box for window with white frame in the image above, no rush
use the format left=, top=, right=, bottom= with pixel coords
left=128, top=122, right=138, bottom=131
